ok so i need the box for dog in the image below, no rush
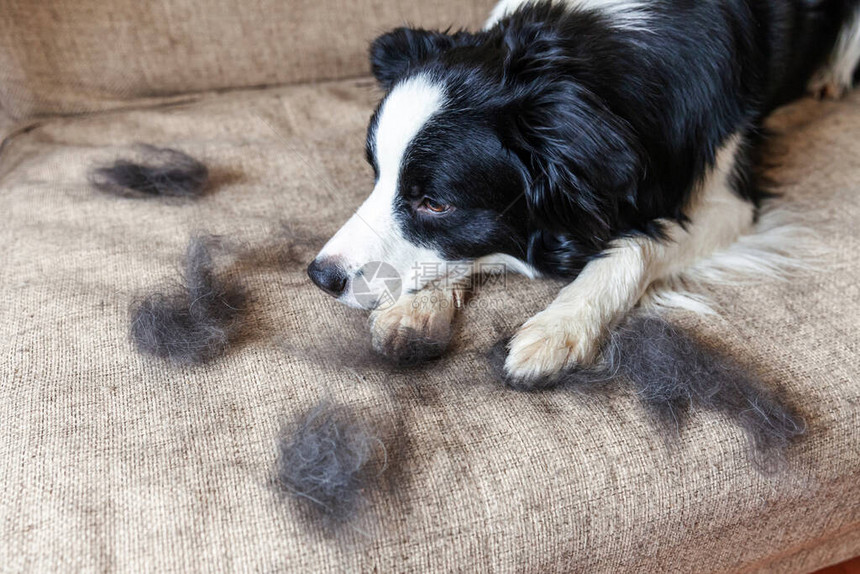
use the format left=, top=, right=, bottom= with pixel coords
left=308, top=0, right=860, bottom=385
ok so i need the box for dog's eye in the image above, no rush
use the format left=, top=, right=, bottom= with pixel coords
left=418, top=197, right=452, bottom=214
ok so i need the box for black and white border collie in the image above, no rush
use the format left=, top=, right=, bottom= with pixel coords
left=308, top=0, right=860, bottom=385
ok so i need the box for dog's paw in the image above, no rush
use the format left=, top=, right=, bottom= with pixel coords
left=369, top=293, right=456, bottom=366
left=504, top=309, right=602, bottom=387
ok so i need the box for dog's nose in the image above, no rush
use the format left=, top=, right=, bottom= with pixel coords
left=307, top=258, right=348, bottom=298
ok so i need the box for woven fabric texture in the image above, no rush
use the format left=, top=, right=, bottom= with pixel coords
left=0, top=0, right=494, bottom=119
left=0, top=78, right=858, bottom=572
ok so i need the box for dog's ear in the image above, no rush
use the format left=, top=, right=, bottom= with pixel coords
left=497, top=7, right=644, bottom=246
left=504, top=81, right=644, bottom=240
left=370, top=27, right=474, bottom=90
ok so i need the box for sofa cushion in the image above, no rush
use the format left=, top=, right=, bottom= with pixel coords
left=0, top=79, right=858, bottom=572
left=0, top=0, right=494, bottom=120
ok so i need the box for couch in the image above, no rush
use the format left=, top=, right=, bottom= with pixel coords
left=1, top=0, right=858, bottom=571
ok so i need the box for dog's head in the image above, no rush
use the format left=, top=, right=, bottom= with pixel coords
left=309, top=10, right=644, bottom=308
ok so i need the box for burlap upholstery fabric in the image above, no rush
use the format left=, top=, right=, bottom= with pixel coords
left=0, top=76, right=858, bottom=571
left=0, top=112, right=15, bottom=149
left=0, top=0, right=494, bottom=120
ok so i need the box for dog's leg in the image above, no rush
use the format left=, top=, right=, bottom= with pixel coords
left=504, top=235, right=655, bottom=383
left=809, top=4, right=860, bottom=99
left=369, top=281, right=466, bottom=364
left=505, top=136, right=755, bottom=385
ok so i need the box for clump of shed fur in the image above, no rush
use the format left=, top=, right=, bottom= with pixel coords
left=491, top=314, right=805, bottom=470
left=130, top=236, right=247, bottom=364
left=90, top=145, right=209, bottom=198
left=274, top=402, right=383, bottom=527
left=608, top=315, right=806, bottom=470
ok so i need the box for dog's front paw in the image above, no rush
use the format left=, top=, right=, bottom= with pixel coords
left=504, top=310, right=602, bottom=387
left=369, top=293, right=456, bottom=366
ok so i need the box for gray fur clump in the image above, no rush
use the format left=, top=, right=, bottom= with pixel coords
left=608, top=316, right=806, bottom=470
left=492, top=314, right=805, bottom=470
left=90, top=145, right=209, bottom=198
left=130, top=237, right=246, bottom=364
left=275, top=402, right=381, bottom=526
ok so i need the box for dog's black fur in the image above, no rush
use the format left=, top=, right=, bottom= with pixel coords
left=366, top=0, right=857, bottom=278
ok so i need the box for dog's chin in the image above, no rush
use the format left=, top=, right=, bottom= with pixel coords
left=335, top=279, right=429, bottom=312
left=334, top=285, right=368, bottom=310
left=334, top=281, right=405, bottom=311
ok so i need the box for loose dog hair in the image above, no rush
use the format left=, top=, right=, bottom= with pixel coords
left=90, top=144, right=209, bottom=198
left=130, top=236, right=247, bottom=364
left=491, top=314, right=806, bottom=472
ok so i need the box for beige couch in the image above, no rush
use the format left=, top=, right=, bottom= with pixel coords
left=1, top=1, right=858, bottom=571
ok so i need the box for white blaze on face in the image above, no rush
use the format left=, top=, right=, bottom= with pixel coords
left=316, top=74, right=449, bottom=307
